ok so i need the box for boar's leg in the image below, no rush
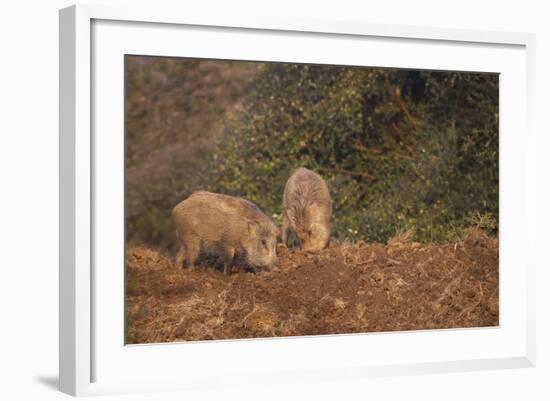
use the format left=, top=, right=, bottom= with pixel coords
left=175, top=247, right=185, bottom=269
left=183, top=239, right=200, bottom=270
left=281, top=212, right=289, bottom=246
left=222, top=246, right=235, bottom=276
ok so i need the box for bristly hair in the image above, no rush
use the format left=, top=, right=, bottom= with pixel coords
left=284, top=168, right=330, bottom=226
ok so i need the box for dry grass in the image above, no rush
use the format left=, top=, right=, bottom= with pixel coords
left=125, top=229, right=498, bottom=344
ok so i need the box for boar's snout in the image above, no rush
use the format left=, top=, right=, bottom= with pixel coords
left=247, top=247, right=278, bottom=270
left=300, top=223, right=330, bottom=253
left=302, top=242, right=325, bottom=253
left=244, top=230, right=278, bottom=270
left=267, top=254, right=279, bottom=269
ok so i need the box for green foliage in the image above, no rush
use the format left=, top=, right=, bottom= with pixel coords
left=208, top=64, right=498, bottom=243
left=125, top=58, right=498, bottom=248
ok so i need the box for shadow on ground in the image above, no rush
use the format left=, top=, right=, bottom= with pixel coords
left=35, top=376, right=58, bottom=391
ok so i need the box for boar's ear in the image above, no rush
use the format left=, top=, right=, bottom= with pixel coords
left=247, top=221, right=259, bottom=235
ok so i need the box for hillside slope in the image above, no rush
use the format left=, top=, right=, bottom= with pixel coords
left=125, top=229, right=498, bottom=344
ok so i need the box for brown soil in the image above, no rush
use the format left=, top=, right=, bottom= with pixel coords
left=125, top=228, right=498, bottom=344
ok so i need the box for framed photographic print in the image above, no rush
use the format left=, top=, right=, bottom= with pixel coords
left=59, top=4, right=536, bottom=396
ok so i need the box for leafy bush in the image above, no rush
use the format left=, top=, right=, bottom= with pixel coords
left=125, top=58, right=498, bottom=249
left=208, top=64, right=498, bottom=243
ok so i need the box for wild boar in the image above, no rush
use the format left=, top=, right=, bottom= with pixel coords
left=282, top=167, right=332, bottom=252
left=172, top=191, right=279, bottom=275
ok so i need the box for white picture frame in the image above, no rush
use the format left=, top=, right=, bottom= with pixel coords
left=59, top=3, right=536, bottom=397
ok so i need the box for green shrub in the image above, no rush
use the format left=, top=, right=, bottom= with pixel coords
left=207, top=64, right=498, bottom=243
left=125, top=58, right=499, bottom=248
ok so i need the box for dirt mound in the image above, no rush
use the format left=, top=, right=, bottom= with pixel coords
left=125, top=229, right=498, bottom=344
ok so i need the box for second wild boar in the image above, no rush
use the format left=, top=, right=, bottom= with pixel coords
left=172, top=191, right=279, bottom=275
left=282, top=167, right=332, bottom=252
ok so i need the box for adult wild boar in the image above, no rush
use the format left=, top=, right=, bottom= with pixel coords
left=282, top=167, right=332, bottom=252
left=172, top=191, right=279, bottom=275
